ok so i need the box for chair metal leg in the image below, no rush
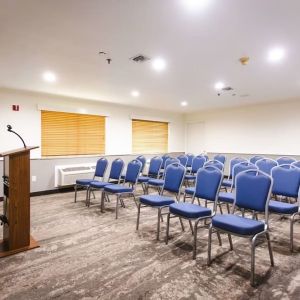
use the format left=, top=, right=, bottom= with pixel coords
left=251, top=235, right=257, bottom=286
left=86, top=187, right=91, bottom=207
left=219, top=203, right=223, bottom=214
left=207, top=224, right=213, bottom=265
left=157, top=208, right=162, bottom=240
left=265, top=232, right=274, bottom=266
left=193, top=220, right=199, bottom=259
left=136, top=203, right=141, bottom=230
left=226, top=203, right=230, bottom=213
left=115, top=195, right=120, bottom=219
left=290, top=213, right=297, bottom=252
left=189, top=220, right=194, bottom=235
left=183, top=193, right=187, bottom=203
left=74, top=184, right=78, bottom=203
left=179, top=217, right=185, bottom=231
left=217, top=231, right=222, bottom=246
left=165, top=212, right=171, bottom=244
left=100, top=191, right=105, bottom=212
left=91, top=190, right=96, bottom=199
left=228, top=234, right=233, bottom=250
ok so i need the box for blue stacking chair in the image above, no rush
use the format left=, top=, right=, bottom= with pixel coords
left=166, top=166, right=223, bottom=259
left=208, top=169, right=274, bottom=286
left=214, top=154, right=226, bottom=165
left=74, top=157, right=108, bottom=204
left=184, top=155, right=207, bottom=190
left=102, top=159, right=142, bottom=219
left=218, top=162, right=258, bottom=213
left=292, top=161, right=300, bottom=169
left=177, top=154, right=188, bottom=167
left=277, top=156, right=296, bottom=165
left=136, top=163, right=186, bottom=240
left=249, top=155, right=264, bottom=164
left=186, top=153, right=195, bottom=169
left=222, top=157, right=247, bottom=189
left=136, top=155, right=146, bottom=174
left=137, top=156, right=163, bottom=194
left=204, top=159, right=224, bottom=171
left=87, top=158, right=124, bottom=207
left=269, top=165, right=300, bottom=251
left=255, top=158, right=278, bottom=175
left=147, top=157, right=179, bottom=192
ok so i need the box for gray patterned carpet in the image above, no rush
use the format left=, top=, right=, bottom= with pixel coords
left=0, top=188, right=300, bottom=300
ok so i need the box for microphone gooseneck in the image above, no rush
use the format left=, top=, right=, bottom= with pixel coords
left=7, top=124, right=27, bottom=148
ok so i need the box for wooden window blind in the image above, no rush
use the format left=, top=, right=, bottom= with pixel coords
left=41, top=110, right=105, bottom=156
left=132, top=119, right=168, bottom=154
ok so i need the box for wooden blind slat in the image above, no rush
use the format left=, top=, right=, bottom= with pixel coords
left=132, top=119, right=168, bottom=154
left=41, top=110, right=105, bottom=156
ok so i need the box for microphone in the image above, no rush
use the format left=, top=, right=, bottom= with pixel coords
left=7, top=125, right=27, bottom=148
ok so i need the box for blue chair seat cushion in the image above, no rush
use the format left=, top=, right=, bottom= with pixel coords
left=212, top=214, right=265, bottom=236
left=76, top=179, right=94, bottom=185
left=269, top=200, right=299, bottom=215
left=185, top=174, right=196, bottom=180
left=104, top=185, right=133, bottom=193
left=170, top=203, right=212, bottom=219
left=90, top=181, right=114, bottom=189
left=218, top=192, right=234, bottom=203
left=185, top=187, right=195, bottom=195
left=138, top=176, right=150, bottom=183
left=148, top=179, right=164, bottom=187
left=139, top=195, right=175, bottom=207
left=222, top=179, right=232, bottom=187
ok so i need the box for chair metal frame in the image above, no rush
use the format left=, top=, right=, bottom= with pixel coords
left=166, top=166, right=223, bottom=259
left=292, top=161, right=300, bottom=169
left=207, top=169, right=274, bottom=286
left=270, top=164, right=300, bottom=251
left=136, top=163, right=186, bottom=240
left=101, top=159, right=142, bottom=219
left=86, top=158, right=125, bottom=207
left=204, top=159, right=225, bottom=171
left=74, top=157, right=108, bottom=204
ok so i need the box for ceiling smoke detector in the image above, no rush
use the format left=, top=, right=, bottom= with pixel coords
left=130, top=54, right=150, bottom=63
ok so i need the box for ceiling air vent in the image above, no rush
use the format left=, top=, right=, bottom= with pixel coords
left=222, top=86, right=234, bottom=91
left=130, top=54, right=150, bottom=63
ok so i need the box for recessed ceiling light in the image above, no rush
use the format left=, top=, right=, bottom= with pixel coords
left=214, top=81, right=225, bottom=90
left=43, top=71, right=56, bottom=83
left=182, top=0, right=212, bottom=11
left=131, top=90, right=140, bottom=97
left=181, top=101, right=188, bottom=107
left=268, top=47, right=285, bottom=62
left=152, top=58, right=167, bottom=72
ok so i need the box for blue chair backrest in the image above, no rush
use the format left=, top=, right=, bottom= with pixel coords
left=148, top=156, right=163, bottom=177
left=191, top=155, right=206, bottom=174
left=163, top=163, right=185, bottom=193
left=235, top=170, right=272, bottom=213
left=125, top=160, right=142, bottom=184
left=204, top=160, right=224, bottom=171
left=186, top=153, right=195, bottom=168
left=136, top=155, right=146, bottom=173
left=194, top=166, right=223, bottom=202
left=255, top=158, right=278, bottom=175
left=271, top=165, right=300, bottom=198
left=109, top=158, right=124, bottom=180
left=231, top=162, right=258, bottom=188
left=164, top=157, right=179, bottom=170
left=277, top=156, right=296, bottom=165
left=292, top=161, right=300, bottom=169
left=229, top=157, right=247, bottom=177
left=214, top=154, right=226, bottom=165
left=161, top=154, right=170, bottom=169
left=177, top=155, right=188, bottom=167
left=94, top=158, right=108, bottom=178
left=249, top=155, right=264, bottom=164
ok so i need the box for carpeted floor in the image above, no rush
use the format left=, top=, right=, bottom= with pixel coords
left=0, top=188, right=300, bottom=300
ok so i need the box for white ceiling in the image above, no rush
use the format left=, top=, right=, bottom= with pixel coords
left=0, top=0, right=300, bottom=112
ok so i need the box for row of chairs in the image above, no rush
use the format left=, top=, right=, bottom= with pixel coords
left=73, top=153, right=300, bottom=286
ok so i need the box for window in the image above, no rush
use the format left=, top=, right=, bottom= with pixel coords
left=132, top=119, right=168, bottom=154
left=41, top=110, right=105, bottom=156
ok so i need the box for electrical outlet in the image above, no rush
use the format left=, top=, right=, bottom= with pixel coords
left=32, top=176, right=37, bottom=182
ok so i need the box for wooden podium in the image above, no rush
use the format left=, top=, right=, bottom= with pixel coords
left=0, top=147, right=39, bottom=258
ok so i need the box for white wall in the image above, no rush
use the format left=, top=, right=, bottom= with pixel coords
left=185, top=100, right=300, bottom=156
left=0, top=88, right=185, bottom=158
